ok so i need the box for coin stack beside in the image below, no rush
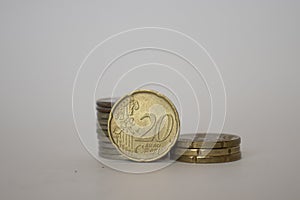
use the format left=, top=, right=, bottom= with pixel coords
left=96, top=98, right=126, bottom=160
left=170, top=133, right=241, bottom=163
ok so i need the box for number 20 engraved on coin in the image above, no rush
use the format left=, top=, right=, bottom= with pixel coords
left=108, top=90, right=180, bottom=162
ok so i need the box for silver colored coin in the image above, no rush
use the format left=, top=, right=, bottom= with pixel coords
left=97, top=130, right=111, bottom=143
left=98, top=152, right=127, bottom=160
left=97, top=112, right=110, bottom=119
left=96, top=97, right=118, bottom=108
left=98, top=141, right=115, bottom=148
left=99, top=146, right=120, bottom=155
left=96, top=107, right=112, bottom=113
left=96, top=127, right=109, bottom=135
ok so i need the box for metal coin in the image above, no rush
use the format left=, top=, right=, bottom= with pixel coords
left=108, top=90, right=180, bottom=162
left=97, top=119, right=108, bottom=126
left=171, top=146, right=240, bottom=157
left=99, top=146, right=120, bottom=155
left=96, top=107, right=111, bottom=113
left=97, top=125, right=108, bottom=134
left=97, top=124, right=108, bottom=131
left=97, top=136, right=111, bottom=143
left=97, top=112, right=110, bottom=119
left=98, top=141, right=115, bottom=148
left=96, top=97, right=118, bottom=108
left=173, top=152, right=242, bottom=163
left=98, top=152, right=127, bottom=160
left=97, top=129, right=110, bottom=142
left=175, top=133, right=241, bottom=149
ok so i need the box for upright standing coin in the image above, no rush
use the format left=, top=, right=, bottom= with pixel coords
left=108, top=90, right=180, bottom=162
left=175, top=133, right=241, bottom=149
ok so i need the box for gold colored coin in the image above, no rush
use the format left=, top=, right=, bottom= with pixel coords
left=174, top=152, right=242, bottom=163
left=108, top=90, right=180, bottom=162
left=171, top=146, right=240, bottom=157
left=175, top=133, right=241, bottom=149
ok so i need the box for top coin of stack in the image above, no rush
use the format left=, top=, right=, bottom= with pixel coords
left=171, top=133, right=241, bottom=163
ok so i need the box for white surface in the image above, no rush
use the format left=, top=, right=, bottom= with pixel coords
left=0, top=1, right=299, bottom=199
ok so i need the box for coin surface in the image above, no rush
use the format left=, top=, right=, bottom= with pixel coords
left=175, top=133, right=241, bottom=149
left=173, top=152, right=242, bottom=163
left=108, top=90, right=180, bottom=162
left=171, top=146, right=240, bottom=157
left=96, top=97, right=118, bottom=108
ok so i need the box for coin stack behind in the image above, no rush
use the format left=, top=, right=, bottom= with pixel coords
left=170, top=133, right=241, bottom=163
left=96, top=98, right=126, bottom=160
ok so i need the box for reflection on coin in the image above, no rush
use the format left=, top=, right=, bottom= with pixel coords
left=175, top=133, right=241, bottom=149
left=108, top=90, right=180, bottom=162
left=173, top=152, right=242, bottom=163
left=96, top=97, right=118, bottom=108
left=171, top=146, right=240, bottom=157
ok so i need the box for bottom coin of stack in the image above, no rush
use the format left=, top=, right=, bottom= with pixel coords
left=170, top=133, right=241, bottom=163
left=96, top=98, right=127, bottom=160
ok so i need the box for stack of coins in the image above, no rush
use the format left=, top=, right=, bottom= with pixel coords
left=170, top=133, right=241, bottom=163
left=96, top=98, right=126, bottom=160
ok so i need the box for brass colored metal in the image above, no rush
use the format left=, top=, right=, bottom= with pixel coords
left=171, top=146, right=240, bottom=157
left=108, top=90, right=180, bottom=162
left=175, top=133, right=241, bottom=149
left=174, top=152, right=242, bottom=163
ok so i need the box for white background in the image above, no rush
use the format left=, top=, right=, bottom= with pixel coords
left=0, top=1, right=299, bottom=199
